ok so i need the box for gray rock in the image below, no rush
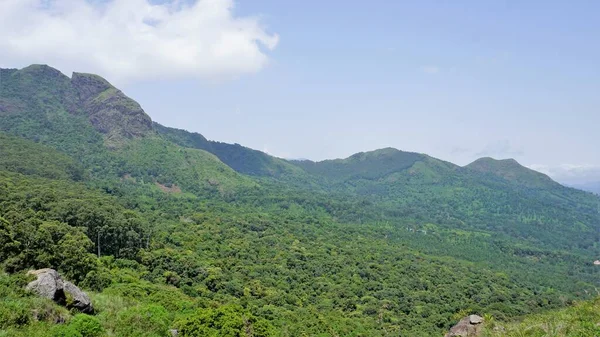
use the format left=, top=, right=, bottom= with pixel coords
left=26, top=269, right=65, bottom=302
left=169, top=329, right=179, bottom=337
left=64, top=281, right=93, bottom=314
left=469, top=315, right=483, bottom=324
left=26, top=268, right=93, bottom=314
left=445, top=315, right=484, bottom=337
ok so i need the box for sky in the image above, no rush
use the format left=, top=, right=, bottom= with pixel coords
left=0, top=0, right=599, bottom=184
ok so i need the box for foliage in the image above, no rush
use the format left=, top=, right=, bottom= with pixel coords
left=113, top=304, right=170, bottom=337
left=482, top=297, right=600, bottom=337
left=176, top=304, right=275, bottom=337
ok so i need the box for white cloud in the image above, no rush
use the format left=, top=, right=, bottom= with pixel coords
left=0, top=0, right=279, bottom=83
left=421, top=65, right=439, bottom=74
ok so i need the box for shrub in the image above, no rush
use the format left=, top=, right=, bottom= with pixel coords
left=114, top=304, right=170, bottom=337
left=0, top=300, right=30, bottom=329
left=67, top=314, right=105, bottom=337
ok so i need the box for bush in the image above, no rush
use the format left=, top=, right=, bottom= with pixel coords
left=0, top=300, right=30, bottom=329
left=67, top=315, right=105, bottom=337
left=176, top=304, right=274, bottom=337
left=114, top=304, right=170, bottom=337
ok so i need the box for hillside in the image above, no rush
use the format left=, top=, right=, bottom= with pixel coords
left=482, top=297, right=600, bottom=336
left=290, top=148, right=600, bottom=253
left=466, top=157, right=559, bottom=189
left=0, top=65, right=253, bottom=195
left=2, top=64, right=600, bottom=336
left=153, top=122, right=311, bottom=182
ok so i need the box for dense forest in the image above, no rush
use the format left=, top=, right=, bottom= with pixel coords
left=1, top=65, right=600, bottom=336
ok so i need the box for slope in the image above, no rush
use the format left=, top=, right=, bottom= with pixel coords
left=0, top=65, right=253, bottom=195
left=482, top=297, right=600, bottom=336
left=289, top=148, right=600, bottom=253
left=0, top=132, right=85, bottom=181
left=153, top=122, right=313, bottom=182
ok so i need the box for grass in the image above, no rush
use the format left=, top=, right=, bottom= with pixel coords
left=482, top=298, right=600, bottom=337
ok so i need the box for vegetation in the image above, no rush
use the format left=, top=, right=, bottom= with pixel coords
left=482, top=297, right=600, bottom=337
left=1, top=64, right=600, bottom=336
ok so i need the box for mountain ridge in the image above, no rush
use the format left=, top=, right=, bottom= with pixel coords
left=0, top=64, right=566, bottom=189
left=466, top=156, right=559, bottom=189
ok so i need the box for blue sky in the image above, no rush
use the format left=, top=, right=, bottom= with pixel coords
left=1, top=0, right=599, bottom=183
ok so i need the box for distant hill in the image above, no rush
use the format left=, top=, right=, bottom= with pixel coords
left=466, top=157, right=559, bottom=189
left=292, top=148, right=434, bottom=181
left=153, top=122, right=310, bottom=180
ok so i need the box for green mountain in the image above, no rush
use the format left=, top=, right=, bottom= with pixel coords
left=466, top=157, right=558, bottom=189
left=292, top=147, right=434, bottom=181
left=290, top=148, right=600, bottom=253
left=2, top=64, right=600, bottom=336
left=153, top=122, right=310, bottom=181
left=0, top=65, right=253, bottom=195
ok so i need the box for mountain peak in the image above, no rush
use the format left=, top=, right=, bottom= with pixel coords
left=69, top=72, right=153, bottom=146
left=345, top=147, right=414, bottom=161
left=18, top=64, right=65, bottom=77
left=71, top=72, right=114, bottom=102
left=467, top=157, right=524, bottom=170
left=1, top=65, right=153, bottom=148
left=292, top=147, right=429, bottom=181
left=466, top=157, right=557, bottom=188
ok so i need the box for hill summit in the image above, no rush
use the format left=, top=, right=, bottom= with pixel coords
left=0, top=64, right=153, bottom=147
left=466, top=157, right=558, bottom=188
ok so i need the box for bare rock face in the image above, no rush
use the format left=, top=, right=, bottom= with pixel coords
left=445, top=315, right=484, bottom=337
left=71, top=72, right=153, bottom=147
left=26, top=269, right=93, bottom=314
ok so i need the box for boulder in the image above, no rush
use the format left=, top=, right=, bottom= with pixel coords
left=26, top=269, right=93, bottom=314
left=445, top=315, right=484, bottom=337
left=26, top=269, right=65, bottom=302
left=64, top=281, right=93, bottom=314
left=469, top=315, right=483, bottom=324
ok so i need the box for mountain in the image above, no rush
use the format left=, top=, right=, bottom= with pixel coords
left=2, top=64, right=600, bottom=336
left=0, top=65, right=253, bottom=195
left=466, top=157, right=559, bottom=189
left=71, top=72, right=153, bottom=147
left=153, top=122, right=311, bottom=181
left=290, top=148, right=600, bottom=253
left=1, top=65, right=152, bottom=148
left=292, top=148, right=434, bottom=181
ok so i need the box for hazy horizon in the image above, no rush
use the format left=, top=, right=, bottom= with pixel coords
left=1, top=0, right=599, bottom=185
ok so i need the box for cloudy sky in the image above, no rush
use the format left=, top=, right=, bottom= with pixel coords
left=1, top=0, right=599, bottom=184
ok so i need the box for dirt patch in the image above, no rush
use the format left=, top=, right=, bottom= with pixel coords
left=155, top=182, right=182, bottom=194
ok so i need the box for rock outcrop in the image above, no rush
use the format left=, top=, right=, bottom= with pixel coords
left=71, top=72, right=153, bottom=147
left=445, top=315, right=484, bottom=337
left=26, top=268, right=93, bottom=314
